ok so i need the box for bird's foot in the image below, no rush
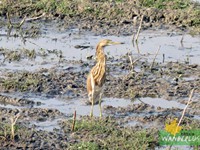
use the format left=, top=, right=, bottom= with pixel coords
left=99, top=112, right=102, bottom=119
left=90, top=111, right=93, bottom=118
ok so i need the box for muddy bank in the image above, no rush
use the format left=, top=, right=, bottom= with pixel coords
left=0, top=0, right=200, bottom=35
left=0, top=1, right=199, bottom=148
left=1, top=55, right=199, bottom=100
left=0, top=113, right=199, bottom=149
left=0, top=121, right=69, bottom=149
left=0, top=55, right=199, bottom=115
left=0, top=57, right=199, bottom=149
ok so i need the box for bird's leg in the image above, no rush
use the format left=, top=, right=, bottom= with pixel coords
left=90, top=88, right=95, bottom=117
left=90, top=95, right=94, bottom=117
left=90, top=74, right=95, bottom=118
left=99, top=93, right=103, bottom=118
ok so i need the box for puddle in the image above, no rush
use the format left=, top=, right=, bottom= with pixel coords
left=182, top=76, right=197, bottom=81
left=0, top=102, right=22, bottom=109
left=125, top=120, right=161, bottom=129
left=134, top=97, right=186, bottom=109
left=193, top=115, right=200, bottom=120
left=1, top=92, right=199, bottom=132
left=26, top=97, right=131, bottom=131
left=0, top=94, right=132, bottom=131
left=33, top=97, right=132, bottom=117
left=0, top=27, right=200, bottom=72
left=31, top=119, right=61, bottom=132
left=45, top=96, right=188, bottom=130
left=124, top=97, right=199, bottom=128
left=0, top=92, right=132, bottom=117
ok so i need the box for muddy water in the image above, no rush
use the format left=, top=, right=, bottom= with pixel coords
left=0, top=92, right=132, bottom=130
left=0, top=92, right=190, bottom=131
left=0, top=28, right=200, bottom=73
left=0, top=93, right=132, bottom=116
left=136, top=97, right=186, bottom=109
left=30, top=118, right=62, bottom=131
left=0, top=93, right=186, bottom=116
left=125, top=97, right=186, bottom=127
left=0, top=26, right=200, bottom=134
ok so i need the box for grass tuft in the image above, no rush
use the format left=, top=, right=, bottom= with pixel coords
left=63, top=117, right=155, bottom=149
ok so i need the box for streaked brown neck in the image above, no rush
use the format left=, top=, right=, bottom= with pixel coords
left=97, top=52, right=106, bottom=64
left=96, top=43, right=105, bottom=58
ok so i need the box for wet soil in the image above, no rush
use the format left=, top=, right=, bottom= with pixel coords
left=0, top=53, right=199, bottom=149
left=0, top=1, right=200, bottom=149
left=0, top=56, right=199, bottom=100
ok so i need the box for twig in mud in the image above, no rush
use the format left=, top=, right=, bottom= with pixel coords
left=137, top=98, right=146, bottom=104
left=71, top=110, right=76, bottom=132
left=7, top=11, right=13, bottom=37
left=27, top=40, right=42, bottom=48
left=132, top=15, right=143, bottom=54
left=6, top=12, right=12, bottom=28
left=180, top=35, right=184, bottom=44
left=6, top=10, right=45, bottom=41
left=19, top=28, right=26, bottom=44
left=10, top=113, right=20, bottom=140
left=128, top=54, right=134, bottom=70
left=135, top=41, right=140, bottom=54
left=166, top=89, right=195, bottom=150
left=7, top=11, right=45, bottom=28
left=19, top=16, right=26, bottom=28
left=177, top=89, right=194, bottom=128
left=6, top=11, right=26, bottom=29
left=162, top=54, right=165, bottom=63
left=6, top=11, right=26, bottom=41
left=26, top=13, right=46, bottom=22
left=134, top=15, right=144, bottom=44
left=180, top=35, right=184, bottom=48
left=150, top=46, right=161, bottom=70
left=128, top=54, right=142, bottom=71
left=132, top=57, right=142, bottom=64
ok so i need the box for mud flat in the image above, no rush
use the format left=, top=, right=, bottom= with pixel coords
left=0, top=0, right=200, bottom=149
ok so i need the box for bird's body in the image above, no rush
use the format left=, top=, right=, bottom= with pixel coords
left=87, top=52, right=106, bottom=104
left=87, top=39, right=122, bottom=117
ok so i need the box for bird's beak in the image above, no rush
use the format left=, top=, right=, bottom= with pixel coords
left=109, top=41, right=124, bottom=45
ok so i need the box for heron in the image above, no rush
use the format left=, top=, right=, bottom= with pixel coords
left=87, top=39, right=122, bottom=117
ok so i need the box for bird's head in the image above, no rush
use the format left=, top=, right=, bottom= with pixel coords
left=98, top=39, right=123, bottom=47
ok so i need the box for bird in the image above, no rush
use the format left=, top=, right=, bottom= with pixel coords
left=87, top=39, right=122, bottom=117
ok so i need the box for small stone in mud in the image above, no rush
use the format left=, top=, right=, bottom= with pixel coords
left=37, top=117, right=47, bottom=122
left=74, top=45, right=90, bottom=50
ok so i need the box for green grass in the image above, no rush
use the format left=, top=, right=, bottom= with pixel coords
left=1, top=72, right=41, bottom=92
left=35, top=0, right=76, bottom=14
left=70, top=142, right=100, bottom=150
left=0, top=0, right=198, bottom=15
left=0, top=0, right=199, bottom=31
left=0, top=121, right=21, bottom=141
left=180, top=117, right=200, bottom=130
left=65, top=116, right=200, bottom=149
left=140, top=0, right=190, bottom=9
left=64, top=117, right=156, bottom=149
